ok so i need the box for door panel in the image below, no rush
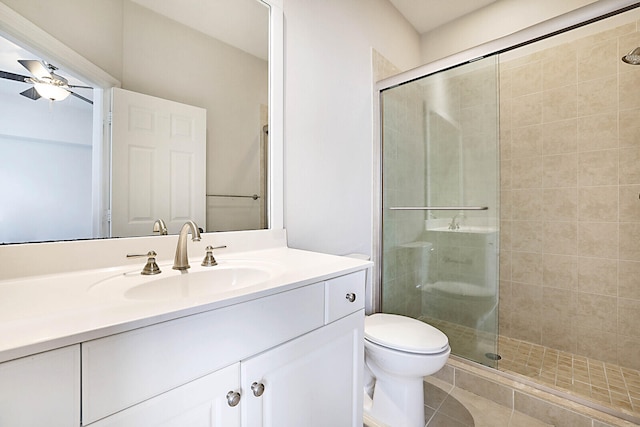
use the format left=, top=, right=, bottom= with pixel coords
left=111, top=88, right=206, bottom=237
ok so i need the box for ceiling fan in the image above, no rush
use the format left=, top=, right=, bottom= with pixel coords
left=0, top=59, right=93, bottom=104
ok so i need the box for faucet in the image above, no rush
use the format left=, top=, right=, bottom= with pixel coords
left=448, top=211, right=465, bottom=230
left=173, top=221, right=201, bottom=270
left=153, top=219, right=168, bottom=235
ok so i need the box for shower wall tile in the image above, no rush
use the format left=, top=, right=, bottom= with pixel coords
left=578, top=149, right=618, bottom=186
left=511, top=61, right=543, bottom=97
left=577, top=113, right=618, bottom=152
left=577, top=75, right=618, bottom=116
left=542, top=119, right=577, bottom=154
left=512, top=125, right=543, bottom=158
left=511, top=157, right=542, bottom=188
left=577, top=38, right=618, bottom=81
left=543, top=188, right=577, bottom=221
left=511, top=189, right=542, bottom=220
left=619, top=108, right=640, bottom=148
left=619, top=68, right=640, bottom=111
left=543, top=153, right=578, bottom=187
left=499, top=22, right=640, bottom=369
left=577, top=222, right=618, bottom=258
left=542, top=254, right=577, bottom=290
left=543, top=221, right=577, bottom=255
left=511, top=93, right=543, bottom=127
left=575, top=292, right=617, bottom=333
left=511, top=251, right=542, bottom=285
left=576, top=326, right=618, bottom=364
left=618, top=260, right=640, bottom=300
left=542, top=44, right=577, bottom=90
left=511, top=221, right=542, bottom=252
left=577, top=186, right=618, bottom=221
left=618, top=298, right=640, bottom=338
left=543, top=84, right=577, bottom=122
left=577, top=257, right=618, bottom=296
left=619, top=147, right=640, bottom=184
left=617, top=336, right=640, bottom=370
left=619, top=222, right=640, bottom=261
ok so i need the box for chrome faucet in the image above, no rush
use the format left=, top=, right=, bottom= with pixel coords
left=153, top=219, right=168, bottom=235
left=173, top=221, right=201, bottom=270
left=448, top=211, right=465, bottom=230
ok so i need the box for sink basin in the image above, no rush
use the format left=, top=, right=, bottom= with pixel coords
left=89, top=260, right=283, bottom=301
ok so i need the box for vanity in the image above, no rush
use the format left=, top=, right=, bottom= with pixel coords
left=0, top=229, right=371, bottom=426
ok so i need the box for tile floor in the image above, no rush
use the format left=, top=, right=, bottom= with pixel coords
left=423, top=317, right=640, bottom=420
left=364, top=376, right=553, bottom=427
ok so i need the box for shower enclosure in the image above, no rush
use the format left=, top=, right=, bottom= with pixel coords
left=376, top=2, right=640, bottom=420
left=379, top=56, right=500, bottom=367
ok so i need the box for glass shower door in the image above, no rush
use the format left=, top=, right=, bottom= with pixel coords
left=380, top=56, right=500, bottom=367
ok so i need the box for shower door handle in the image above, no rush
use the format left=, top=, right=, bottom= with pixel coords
left=389, top=206, right=488, bottom=211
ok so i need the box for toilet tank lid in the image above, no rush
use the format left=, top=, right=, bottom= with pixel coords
left=365, top=313, right=449, bottom=354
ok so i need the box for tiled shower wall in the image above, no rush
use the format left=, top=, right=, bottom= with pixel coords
left=499, top=16, right=640, bottom=370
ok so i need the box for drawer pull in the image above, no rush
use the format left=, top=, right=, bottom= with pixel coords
left=345, top=293, right=356, bottom=303
left=226, top=391, right=241, bottom=407
left=251, top=382, right=265, bottom=397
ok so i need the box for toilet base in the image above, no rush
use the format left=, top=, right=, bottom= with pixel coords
left=363, top=375, right=425, bottom=427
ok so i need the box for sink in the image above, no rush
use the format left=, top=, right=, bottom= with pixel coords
left=89, top=260, right=283, bottom=301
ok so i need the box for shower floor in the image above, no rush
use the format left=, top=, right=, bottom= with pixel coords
left=421, top=316, right=640, bottom=420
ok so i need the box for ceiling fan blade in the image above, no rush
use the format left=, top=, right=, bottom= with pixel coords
left=18, top=59, right=52, bottom=80
left=19, top=87, right=41, bottom=100
left=69, top=90, right=93, bottom=105
left=0, top=70, right=31, bottom=83
left=68, top=84, right=93, bottom=90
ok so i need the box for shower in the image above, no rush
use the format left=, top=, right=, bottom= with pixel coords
left=375, top=3, right=640, bottom=421
left=622, top=46, right=640, bottom=64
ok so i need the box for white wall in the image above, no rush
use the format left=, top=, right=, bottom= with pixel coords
left=420, top=0, right=598, bottom=63
left=282, top=0, right=421, bottom=256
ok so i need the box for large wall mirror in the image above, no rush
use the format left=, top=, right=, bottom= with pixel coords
left=0, top=0, right=284, bottom=244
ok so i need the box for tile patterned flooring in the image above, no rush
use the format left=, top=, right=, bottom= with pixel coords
left=423, top=317, right=640, bottom=420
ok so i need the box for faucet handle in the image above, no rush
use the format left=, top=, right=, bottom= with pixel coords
left=127, top=250, right=162, bottom=275
left=201, top=245, right=227, bottom=267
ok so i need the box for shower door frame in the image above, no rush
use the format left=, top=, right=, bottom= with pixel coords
left=371, top=0, right=640, bottom=312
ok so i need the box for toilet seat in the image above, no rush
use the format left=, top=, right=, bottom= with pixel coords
left=365, top=313, right=449, bottom=355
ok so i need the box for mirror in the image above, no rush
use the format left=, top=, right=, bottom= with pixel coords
left=0, top=0, right=283, bottom=244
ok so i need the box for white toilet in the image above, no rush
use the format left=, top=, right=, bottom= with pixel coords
left=363, top=313, right=450, bottom=427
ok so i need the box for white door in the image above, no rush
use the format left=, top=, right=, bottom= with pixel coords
left=241, top=312, right=364, bottom=427
left=88, top=363, right=241, bottom=427
left=111, top=88, right=206, bottom=237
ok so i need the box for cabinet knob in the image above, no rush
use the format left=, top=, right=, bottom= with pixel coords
left=226, top=391, right=241, bottom=407
left=345, top=292, right=356, bottom=303
left=251, top=381, right=265, bottom=397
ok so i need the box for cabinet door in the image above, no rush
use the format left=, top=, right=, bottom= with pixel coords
left=241, top=311, right=364, bottom=427
left=0, top=345, right=80, bottom=427
left=88, top=363, right=241, bottom=427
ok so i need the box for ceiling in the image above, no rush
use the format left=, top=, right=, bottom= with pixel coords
left=389, top=0, right=499, bottom=34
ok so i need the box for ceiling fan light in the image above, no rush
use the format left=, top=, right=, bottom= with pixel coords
left=34, top=82, right=70, bottom=101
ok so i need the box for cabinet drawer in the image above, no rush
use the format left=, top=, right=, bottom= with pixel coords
left=82, top=283, right=324, bottom=425
left=324, top=270, right=366, bottom=324
left=0, top=345, right=80, bottom=427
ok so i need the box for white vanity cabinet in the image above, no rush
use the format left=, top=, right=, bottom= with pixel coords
left=89, top=363, right=241, bottom=427
left=0, top=345, right=80, bottom=427
left=81, top=269, right=366, bottom=427
left=241, top=311, right=363, bottom=427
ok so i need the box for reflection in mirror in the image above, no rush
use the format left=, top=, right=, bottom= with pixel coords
left=0, top=0, right=270, bottom=244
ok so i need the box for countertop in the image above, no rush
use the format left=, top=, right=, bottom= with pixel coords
left=0, top=242, right=371, bottom=363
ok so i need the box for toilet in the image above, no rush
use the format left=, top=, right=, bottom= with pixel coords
left=363, top=313, right=450, bottom=427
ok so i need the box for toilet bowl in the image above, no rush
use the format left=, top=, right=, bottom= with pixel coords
left=363, top=313, right=450, bottom=427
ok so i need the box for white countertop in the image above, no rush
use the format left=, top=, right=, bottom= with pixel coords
left=0, top=233, right=371, bottom=363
